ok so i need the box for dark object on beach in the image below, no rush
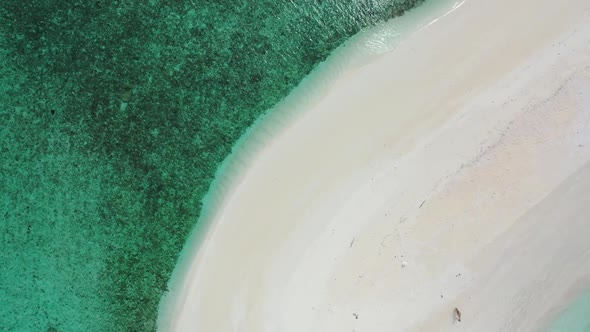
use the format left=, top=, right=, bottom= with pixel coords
left=454, top=307, right=462, bottom=322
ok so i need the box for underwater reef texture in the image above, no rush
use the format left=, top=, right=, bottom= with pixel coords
left=0, top=0, right=422, bottom=331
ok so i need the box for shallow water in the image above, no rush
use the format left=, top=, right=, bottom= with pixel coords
left=0, top=1, right=424, bottom=330
left=547, top=292, right=590, bottom=332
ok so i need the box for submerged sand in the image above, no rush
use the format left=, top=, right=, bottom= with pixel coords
left=158, top=0, right=590, bottom=330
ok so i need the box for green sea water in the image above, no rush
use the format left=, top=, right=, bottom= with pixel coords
left=547, top=292, right=590, bottom=332
left=0, top=0, right=423, bottom=331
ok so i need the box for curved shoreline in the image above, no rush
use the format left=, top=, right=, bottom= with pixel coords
left=156, top=1, right=454, bottom=329
left=159, top=0, right=590, bottom=330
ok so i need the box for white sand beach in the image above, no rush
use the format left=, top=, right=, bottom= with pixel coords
left=158, top=0, right=590, bottom=331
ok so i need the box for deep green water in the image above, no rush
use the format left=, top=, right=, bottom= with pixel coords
left=0, top=0, right=423, bottom=331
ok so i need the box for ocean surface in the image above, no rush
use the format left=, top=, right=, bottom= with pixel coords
left=547, top=292, right=590, bottom=332
left=0, top=0, right=423, bottom=330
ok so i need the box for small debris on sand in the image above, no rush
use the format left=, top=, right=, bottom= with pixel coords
left=454, top=307, right=462, bottom=322
left=401, top=261, right=408, bottom=268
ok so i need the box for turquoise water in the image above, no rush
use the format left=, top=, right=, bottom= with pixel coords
left=0, top=0, right=423, bottom=330
left=547, top=292, right=590, bottom=332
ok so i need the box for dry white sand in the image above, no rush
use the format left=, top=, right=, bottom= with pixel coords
left=158, top=0, right=590, bottom=331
